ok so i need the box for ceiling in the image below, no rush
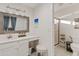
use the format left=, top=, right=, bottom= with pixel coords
left=0, top=3, right=40, bottom=9
left=54, top=3, right=79, bottom=18
left=54, top=3, right=75, bottom=12
left=11, top=3, right=40, bottom=9
left=22, top=3, right=40, bottom=9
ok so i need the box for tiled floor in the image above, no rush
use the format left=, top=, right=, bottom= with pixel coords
left=30, top=52, right=37, bottom=56
left=30, top=45, right=73, bottom=56
left=54, top=45, right=73, bottom=56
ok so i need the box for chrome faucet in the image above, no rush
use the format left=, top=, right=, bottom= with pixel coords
left=7, top=34, right=12, bottom=39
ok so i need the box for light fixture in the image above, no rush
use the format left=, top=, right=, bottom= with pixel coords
left=60, top=20, right=71, bottom=25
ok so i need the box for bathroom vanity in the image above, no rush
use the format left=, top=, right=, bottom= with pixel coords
left=0, top=35, right=39, bottom=56
left=0, top=9, right=40, bottom=56
left=0, top=12, right=39, bottom=56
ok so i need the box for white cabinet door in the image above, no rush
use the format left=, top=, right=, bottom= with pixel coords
left=0, top=49, right=5, bottom=56
left=18, top=40, right=28, bottom=56
left=2, top=47, right=18, bottom=56
left=0, top=42, right=18, bottom=56
left=0, top=40, right=28, bottom=56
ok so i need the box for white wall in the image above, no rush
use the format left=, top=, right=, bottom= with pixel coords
left=33, top=4, right=54, bottom=56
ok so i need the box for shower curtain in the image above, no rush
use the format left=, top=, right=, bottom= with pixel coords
left=11, top=16, right=16, bottom=31
left=4, top=16, right=9, bottom=31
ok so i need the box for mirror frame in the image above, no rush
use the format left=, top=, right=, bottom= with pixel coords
left=0, top=12, right=29, bottom=34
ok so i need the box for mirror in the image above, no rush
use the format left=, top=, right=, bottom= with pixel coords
left=0, top=12, right=29, bottom=33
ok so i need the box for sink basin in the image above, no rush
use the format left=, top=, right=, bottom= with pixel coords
left=0, top=34, right=18, bottom=44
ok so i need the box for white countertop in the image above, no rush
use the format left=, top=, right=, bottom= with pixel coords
left=0, top=35, right=40, bottom=44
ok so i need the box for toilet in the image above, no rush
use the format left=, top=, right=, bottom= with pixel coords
left=71, top=36, right=79, bottom=56
left=71, top=43, right=79, bottom=56
left=70, top=30, right=79, bottom=56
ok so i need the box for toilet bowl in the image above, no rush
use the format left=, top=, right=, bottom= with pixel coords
left=71, top=43, right=79, bottom=56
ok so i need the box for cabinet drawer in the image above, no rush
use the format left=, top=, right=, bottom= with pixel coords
left=1, top=47, right=18, bottom=56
